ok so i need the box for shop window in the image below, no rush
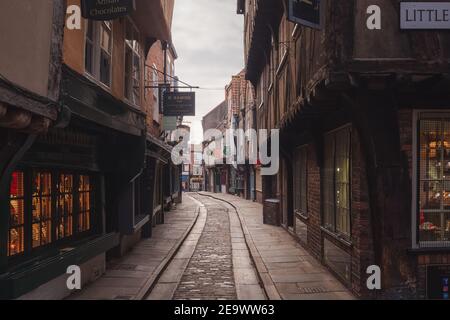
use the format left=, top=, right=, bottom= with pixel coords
left=9, top=171, right=25, bottom=256
left=56, top=174, right=73, bottom=240
left=125, top=19, right=141, bottom=105
left=84, top=20, right=112, bottom=87
left=417, top=115, right=450, bottom=247
left=78, top=175, right=91, bottom=233
left=323, top=127, right=351, bottom=238
left=32, top=172, right=53, bottom=248
left=8, top=170, right=95, bottom=257
left=294, top=146, right=308, bottom=216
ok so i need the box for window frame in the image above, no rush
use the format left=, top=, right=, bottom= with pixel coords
left=7, top=168, right=97, bottom=260
left=321, top=125, right=352, bottom=240
left=412, top=110, right=450, bottom=249
left=124, top=17, right=142, bottom=107
left=84, top=20, right=113, bottom=89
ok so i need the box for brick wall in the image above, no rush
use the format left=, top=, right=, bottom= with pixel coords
left=288, top=128, right=376, bottom=298
left=306, top=143, right=322, bottom=260
left=350, top=129, right=376, bottom=297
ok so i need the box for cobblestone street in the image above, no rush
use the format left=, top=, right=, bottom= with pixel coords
left=173, top=197, right=237, bottom=300
left=145, top=193, right=352, bottom=300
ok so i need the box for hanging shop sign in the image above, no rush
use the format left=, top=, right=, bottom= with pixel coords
left=163, top=92, right=196, bottom=117
left=400, top=2, right=450, bottom=29
left=287, top=0, right=323, bottom=30
left=427, top=265, right=450, bottom=300
left=81, top=0, right=133, bottom=21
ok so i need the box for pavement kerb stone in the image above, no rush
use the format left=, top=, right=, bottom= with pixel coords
left=197, top=192, right=282, bottom=300
left=135, top=196, right=202, bottom=300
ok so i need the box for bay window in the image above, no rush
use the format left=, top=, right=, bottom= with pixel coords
left=417, top=113, right=450, bottom=247
left=8, top=170, right=95, bottom=257
left=323, top=126, right=351, bottom=238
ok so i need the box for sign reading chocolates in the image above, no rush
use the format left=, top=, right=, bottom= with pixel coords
left=288, top=0, right=323, bottom=30
left=400, top=2, right=450, bottom=29
left=427, top=265, right=450, bottom=300
left=81, top=0, right=133, bottom=21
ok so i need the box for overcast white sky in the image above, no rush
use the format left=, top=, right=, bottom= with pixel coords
left=172, top=0, right=244, bottom=143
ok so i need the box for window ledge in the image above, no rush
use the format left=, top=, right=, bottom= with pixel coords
left=320, top=227, right=353, bottom=248
left=408, top=247, right=450, bottom=255
left=295, top=211, right=309, bottom=221
left=133, top=215, right=150, bottom=232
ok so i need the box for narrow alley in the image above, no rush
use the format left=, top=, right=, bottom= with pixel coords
left=2, top=0, right=450, bottom=308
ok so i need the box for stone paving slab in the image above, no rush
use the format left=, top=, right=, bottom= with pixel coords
left=69, top=195, right=199, bottom=300
left=199, top=192, right=355, bottom=300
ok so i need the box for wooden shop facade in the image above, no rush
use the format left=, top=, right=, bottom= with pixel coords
left=240, top=0, right=450, bottom=299
left=0, top=0, right=180, bottom=299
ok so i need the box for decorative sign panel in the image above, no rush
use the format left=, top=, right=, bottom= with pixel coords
left=81, top=0, right=133, bottom=21
left=400, top=2, right=450, bottom=29
left=288, top=0, right=323, bottom=30
left=163, top=92, right=196, bottom=117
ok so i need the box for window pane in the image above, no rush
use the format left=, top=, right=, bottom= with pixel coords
left=78, top=175, right=92, bottom=233
left=9, top=171, right=24, bottom=256
left=100, top=50, right=111, bottom=86
left=32, top=172, right=53, bottom=248
left=56, top=174, right=73, bottom=240
left=100, top=23, right=111, bottom=53
left=9, top=227, right=24, bottom=256
left=323, top=135, right=335, bottom=229
left=125, top=48, right=133, bottom=100
left=85, top=20, right=94, bottom=74
left=419, top=211, right=449, bottom=243
left=132, top=52, right=140, bottom=103
left=335, top=129, right=351, bottom=236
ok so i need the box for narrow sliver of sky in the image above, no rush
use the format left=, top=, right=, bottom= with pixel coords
left=172, top=0, right=244, bottom=143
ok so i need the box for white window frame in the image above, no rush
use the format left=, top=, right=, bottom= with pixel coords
left=84, top=20, right=113, bottom=89
left=412, top=110, right=450, bottom=249
left=124, top=18, right=141, bottom=107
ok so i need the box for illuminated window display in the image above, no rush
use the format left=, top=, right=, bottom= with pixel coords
left=78, top=175, right=91, bottom=233
left=7, top=170, right=95, bottom=257
left=32, top=172, right=52, bottom=248
left=418, top=117, right=450, bottom=246
left=9, top=171, right=25, bottom=256
left=323, top=127, right=351, bottom=238
left=56, top=174, right=73, bottom=240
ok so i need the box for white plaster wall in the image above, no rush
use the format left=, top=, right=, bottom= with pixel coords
left=0, top=0, right=54, bottom=98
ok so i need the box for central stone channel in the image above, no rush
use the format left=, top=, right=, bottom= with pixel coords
left=173, top=200, right=237, bottom=300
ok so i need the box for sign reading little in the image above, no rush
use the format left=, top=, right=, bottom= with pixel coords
left=81, top=0, right=133, bottom=21
left=401, top=2, right=450, bottom=29
left=287, top=0, right=322, bottom=30
left=163, top=92, right=196, bottom=117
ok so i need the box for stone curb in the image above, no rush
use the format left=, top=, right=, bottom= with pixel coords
left=197, top=192, right=282, bottom=300
left=135, top=196, right=201, bottom=300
